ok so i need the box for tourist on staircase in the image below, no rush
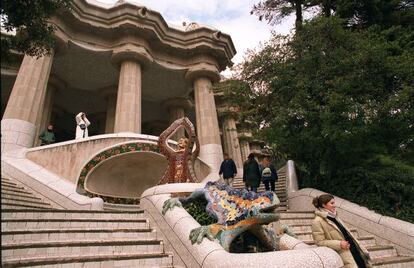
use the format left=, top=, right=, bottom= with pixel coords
left=311, top=194, right=369, bottom=268
left=243, top=153, right=261, bottom=192
left=219, top=153, right=237, bottom=187
left=38, top=124, right=56, bottom=146
left=75, top=112, right=91, bottom=139
left=260, top=157, right=278, bottom=192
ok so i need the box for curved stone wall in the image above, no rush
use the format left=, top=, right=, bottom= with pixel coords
left=77, top=140, right=165, bottom=203
left=140, top=183, right=344, bottom=268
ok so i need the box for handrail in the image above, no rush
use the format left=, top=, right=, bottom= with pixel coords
left=281, top=160, right=299, bottom=199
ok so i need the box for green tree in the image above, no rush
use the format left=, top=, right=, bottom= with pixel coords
left=251, top=0, right=305, bottom=29
left=233, top=17, right=414, bottom=221
left=1, top=0, right=72, bottom=61
left=250, top=0, right=338, bottom=30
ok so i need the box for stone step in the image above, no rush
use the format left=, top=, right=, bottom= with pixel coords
left=276, top=206, right=288, bottom=211
left=1, top=209, right=146, bottom=221
left=2, top=192, right=43, bottom=202
left=357, top=235, right=376, bottom=247
left=1, top=185, right=33, bottom=195
left=1, top=180, right=20, bottom=187
left=2, top=252, right=173, bottom=268
left=290, top=224, right=312, bottom=232
left=2, top=217, right=150, bottom=231
left=371, top=255, right=414, bottom=267
left=1, top=189, right=39, bottom=199
left=103, top=202, right=142, bottom=211
left=1, top=195, right=51, bottom=206
left=2, top=228, right=157, bottom=243
left=0, top=205, right=49, bottom=210
left=279, top=218, right=313, bottom=224
left=366, top=245, right=398, bottom=259
left=1, top=201, right=52, bottom=209
left=2, top=239, right=165, bottom=259
left=1, top=181, right=25, bottom=190
left=279, top=212, right=315, bottom=218
left=293, top=231, right=314, bottom=241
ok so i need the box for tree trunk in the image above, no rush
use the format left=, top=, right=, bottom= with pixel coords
left=323, top=0, right=332, bottom=17
left=295, top=0, right=303, bottom=30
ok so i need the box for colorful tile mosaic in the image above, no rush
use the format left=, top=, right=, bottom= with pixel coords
left=76, top=142, right=160, bottom=204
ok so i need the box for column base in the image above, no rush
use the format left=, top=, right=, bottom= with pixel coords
left=1, top=119, right=36, bottom=153
left=199, top=143, right=223, bottom=177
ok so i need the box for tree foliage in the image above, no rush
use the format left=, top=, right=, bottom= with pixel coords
left=1, top=0, right=72, bottom=60
left=235, top=1, right=414, bottom=222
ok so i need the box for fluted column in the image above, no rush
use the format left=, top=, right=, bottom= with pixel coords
left=2, top=53, right=53, bottom=152
left=186, top=63, right=223, bottom=174
left=238, top=128, right=253, bottom=162
left=163, top=98, right=192, bottom=141
left=114, top=60, right=141, bottom=133
left=111, top=44, right=153, bottom=133
left=240, top=140, right=251, bottom=163
left=222, top=116, right=243, bottom=169
left=100, top=87, right=117, bottom=134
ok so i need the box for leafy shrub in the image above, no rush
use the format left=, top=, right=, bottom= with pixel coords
left=184, top=199, right=216, bottom=226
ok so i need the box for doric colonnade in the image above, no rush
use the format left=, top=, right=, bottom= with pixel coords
left=0, top=0, right=241, bottom=173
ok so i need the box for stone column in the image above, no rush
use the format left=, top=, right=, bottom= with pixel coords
left=238, top=129, right=253, bottom=163
left=163, top=98, right=193, bottom=141
left=111, top=44, right=153, bottom=133
left=240, top=140, right=251, bottom=162
left=221, top=115, right=243, bottom=169
left=100, top=87, right=117, bottom=134
left=186, top=63, right=223, bottom=173
left=1, top=53, right=53, bottom=152
left=34, top=76, right=64, bottom=146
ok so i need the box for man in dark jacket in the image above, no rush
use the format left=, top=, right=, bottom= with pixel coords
left=39, top=124, right=56, bottom=146
left=261, top=157, right=278, bottom=192
left=243, top=153, right=261, bottom=192
left=219, top=153, right=237, bottom=187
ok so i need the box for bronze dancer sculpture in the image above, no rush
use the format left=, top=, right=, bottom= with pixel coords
left=157, top=117, right=200, bottom=184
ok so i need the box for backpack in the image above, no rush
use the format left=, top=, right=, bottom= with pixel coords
left=262, top=167, right=272, bottom=179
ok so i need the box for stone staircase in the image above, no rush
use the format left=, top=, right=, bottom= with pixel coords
left=1, top=177, right=174, bottom=267
left=232, top=169, right=414, bottom=267
left=277, top=211, right=414, bottom=267
left=232, top=167, right=288, bottom=211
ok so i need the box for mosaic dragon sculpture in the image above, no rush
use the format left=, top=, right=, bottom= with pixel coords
left=162, top=181, right=294, bottom=252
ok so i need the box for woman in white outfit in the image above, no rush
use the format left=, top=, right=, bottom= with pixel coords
left=75, top=112, right=91, bottom=139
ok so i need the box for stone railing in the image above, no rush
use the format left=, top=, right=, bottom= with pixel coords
left=140, top=183, right=343, bottom=268
left=1, top=148, right=103, bottom=210
left=285, top=160, right=414, bottom=256
left=25, top=133, right=212, bottom=185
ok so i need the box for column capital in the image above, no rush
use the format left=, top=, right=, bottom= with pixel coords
left=162, top=97, right=193, bottom=111
left=185, top=63, right=220, bottom=83
left=217, top=106, right=239, bottom=119
left=111, top=44, right=153, bottom=69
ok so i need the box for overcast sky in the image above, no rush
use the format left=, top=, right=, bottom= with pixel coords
left=93, top=0, right=295, bottom=76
